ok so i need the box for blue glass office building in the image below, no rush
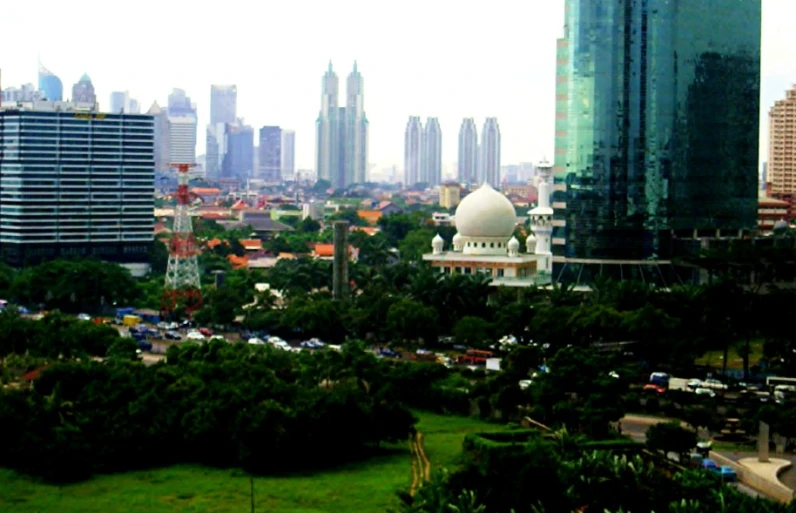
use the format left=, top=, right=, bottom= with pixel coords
left=38, top=72, right=63, bottom=102
left=553, top=0, right=761, bottom=284
left=0, top=107, right=154, bottom=266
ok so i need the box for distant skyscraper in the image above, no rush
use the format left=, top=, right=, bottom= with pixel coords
left=1, top=83, right=42, bottom=103
left=37, top=61, right=62, bottom=101
left=222, top=122, right=254, bottom=181
left=210, top=85, right=237, bottom=125
left=316, top=62, right=341, bottom=187
left=404, top=116, right=423, bottom=186
left=166, top=88, right=197, bottom=166
left=345, top=62, right=369, bottom=184
left=316, top=62, right=368, bottom=188
left=555, top=0, right=761, bottom=279
left=148, top=101, right=170, bottom=174
left=422, top=117, right=442, bottom=187
left=110, top=91, right=127, bottom=113
left=457, top=118, right=478, bottom=184
left=281, top=130, right=296, bottom=180
left=205, top=123, right=226, bottom=180
left=480, top=118, right=501, bottom=186
left=259, top=126, right=282, bottom=182
left=768, top=85, right=796, bottom=195
left=71, top=73, right=97, bottom=108
left=109, top=91, right=139, bottom=114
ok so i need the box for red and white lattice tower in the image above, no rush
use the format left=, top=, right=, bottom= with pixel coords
left=162, top=163, right=202, bottom=315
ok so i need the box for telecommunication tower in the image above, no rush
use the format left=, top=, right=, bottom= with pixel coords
left=162, top=163, right=202, bottom=315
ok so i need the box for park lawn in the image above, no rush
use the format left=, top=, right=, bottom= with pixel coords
left=694, top=339, right=764, bottom=370
left=0, top=411, right=506, bottom=513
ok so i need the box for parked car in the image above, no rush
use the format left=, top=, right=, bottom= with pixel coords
left=77, top=313, right=92, bottom=321
left=186, top=331, right=205, bottom=341
left=714, top=466, right=738, bottom=482
left=163, top=331, right=181, bottom=341
left=643, top=384, right=667, bottom=394
left=702, top=378, right=728, bottom=390
left=687, top=379, right=703, bottom=390
left=694, top=387, right=716, bottom=398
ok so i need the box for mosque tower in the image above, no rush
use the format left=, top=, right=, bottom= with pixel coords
left=529, top=160, right=553, bottom=273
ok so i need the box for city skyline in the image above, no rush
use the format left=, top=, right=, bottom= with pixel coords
left=1, top=0, right=795, bottom=173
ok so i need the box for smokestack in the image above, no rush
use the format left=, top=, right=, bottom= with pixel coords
left=332, top=221, right=350, bottom=300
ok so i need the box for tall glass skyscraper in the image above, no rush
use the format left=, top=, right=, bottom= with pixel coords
left=553, top=0, right=761, bottom=279
left=37, top=62, right=63, bottom=102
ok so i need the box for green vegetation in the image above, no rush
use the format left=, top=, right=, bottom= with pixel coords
left=696, top=339, right=765, bottom=370
left=0, top=412, right=503, bottom=513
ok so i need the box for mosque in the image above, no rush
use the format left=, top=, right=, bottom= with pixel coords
left=423, top=163, right=554, bottom=287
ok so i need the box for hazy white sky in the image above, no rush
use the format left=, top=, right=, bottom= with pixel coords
left=1, top=0, right=795, bottom=172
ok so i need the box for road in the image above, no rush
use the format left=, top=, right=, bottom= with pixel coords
left=620, top=415, right=763, bottom=499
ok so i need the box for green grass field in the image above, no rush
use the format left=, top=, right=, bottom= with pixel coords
left=694, top=340, right=764, bottom=370
left=0, top=412, right=505, bottom=513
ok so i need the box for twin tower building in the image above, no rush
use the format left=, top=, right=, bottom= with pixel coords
left=315, top=62, right=501, bottom=189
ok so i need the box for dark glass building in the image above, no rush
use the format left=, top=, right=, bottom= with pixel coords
left=553, top=0, right=761, bottom=284
left=221, top=123, right=254, bottom=181
left=258, top=126, right=282, bottom=183
left=0, top=106, right=154, bottom=268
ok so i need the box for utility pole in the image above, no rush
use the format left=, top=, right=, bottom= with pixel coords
left=250, top=475, right=255, bottom=513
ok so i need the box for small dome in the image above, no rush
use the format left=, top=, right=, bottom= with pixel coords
left=79, top=73, right=92, bottom=83
left=526, top=233, right=537, bottom=252
left=432, top=233, right=444, bottom=244
left=508, top=236, right=520, bottom=250
left=454, top=183, right=517, bottom=238
left=452, top=232, right=462, bottom=243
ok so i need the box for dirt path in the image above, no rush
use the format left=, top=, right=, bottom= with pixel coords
left=409, top=432, right=430, bottom=496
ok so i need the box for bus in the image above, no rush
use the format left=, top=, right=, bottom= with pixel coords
left=765, top=377, right=796, bottom=389
left=458, top=349, right=493, bottom=365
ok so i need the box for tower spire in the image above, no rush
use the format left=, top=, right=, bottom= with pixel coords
left=353, top=60, right=358, bottom=72
left=328, top=60, right=333, bottom=72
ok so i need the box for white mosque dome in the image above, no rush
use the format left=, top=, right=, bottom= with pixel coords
left=432, top=233, right=444, bottom=245
left=454, top=183, right=517, bottom=239
left=507, top=236, right=520, bottom=251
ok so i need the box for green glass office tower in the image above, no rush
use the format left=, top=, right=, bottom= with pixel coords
left=553, top=0, right=761, bottom=278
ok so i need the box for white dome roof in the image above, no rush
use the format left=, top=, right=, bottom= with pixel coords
left=452, top=232, right=462, bottom=242
left=508, top=236, right=520, bottom=249
left=454, top=183, right=517, bottom=238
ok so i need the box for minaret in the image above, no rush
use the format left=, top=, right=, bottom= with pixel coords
left=530, top=160, right=554, bottom=273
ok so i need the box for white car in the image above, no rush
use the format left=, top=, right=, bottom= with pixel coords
left=702, top=379, right=727, bottom=390
left=695, top=387, right=716, bottom=398
left=77, top=313, right=92, bottom=321
left=519, top=380, right=533, bottom=390
left=186, top=331, right=205, bottom=341
left=248, top=337, right=265, bottom=345
left=687, top=379, right=703, bottom=390
left=269, top=339, right=291, bottom=350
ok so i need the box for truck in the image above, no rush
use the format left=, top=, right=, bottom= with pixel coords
left=123, top=315, right=142, bottom=327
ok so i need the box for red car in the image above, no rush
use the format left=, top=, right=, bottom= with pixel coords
left=198, top=327, right=213, bottom=337
left=643, top=384, right=666, bottom=394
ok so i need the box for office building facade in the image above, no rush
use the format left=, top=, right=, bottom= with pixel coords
left=316, top=62, right=368, bottom=188
left=457, top=118, right=478, bottom=185
left=422, top=117, right=442, bottom=186
left=222, top=123, right=254, bottom=181
left=71, top=74, right=97, bottom=109
left=281, top=130, right=296, bottom=180
left=259, top=126, right=282, bottom=183
left=37, top=62, right=63, bottom=102
left=210, top=85, right=237, bottom=125
left=404, top=116, right=423, bottom=186
left=480, top=117, right=501, bottom=186
left=0, top=104, right=154, bottom=267
left=553, top=0, right=761, bottom=282
left=166, top=89, right=197, bottom=167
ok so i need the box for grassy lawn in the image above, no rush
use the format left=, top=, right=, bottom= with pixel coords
left=694, top=339, right=764, bottom=370
left=0, top=411, right=506, bottom=513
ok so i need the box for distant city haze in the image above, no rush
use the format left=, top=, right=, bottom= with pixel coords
left=2, top=0, right=795, bottom=173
